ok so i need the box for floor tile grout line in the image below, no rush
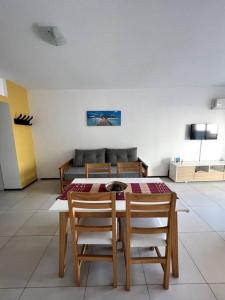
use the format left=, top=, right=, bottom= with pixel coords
left=177, top=185, right=221, bottom=233
left=17, top=287, right=26, bottom=300
left=138, top=247, right=152, bottom=300
left=0, top=230, right=219, bottom=238
left=18, top=235, right=55, bottom=299
left=178, top=237, right=209, bottom=285
left=8, top=206, right=58, bottom=237
left=82, top=251, right=91, bottom=299
left=148, top=282, right=220, bottom=300
left=191, top=205, right=224, bottom=232
left=0, top=194, right=27, bottom=210
left=190, top=185, right=225, bottom=211
left=8, top=210, right=38, bottom=238
left=171, top=186, right=225, bottom=232
left=207, top=283, right=220, bottom=300
left=2, top=282, right=225, bottom=290
left=179, top=188, right=220, bottom=231
left=215, top=231, right=225, bottom=242
left=2, top=187, right=57, bottom=211
left=0, top=208, right=38, bottom=253
left=146, top=284, right=152, bottom=300
left=85, top=260, right=91, bottom=287
left=83, top=286, right=87, bottom=300
left=0, top=234, right=58, bottom=239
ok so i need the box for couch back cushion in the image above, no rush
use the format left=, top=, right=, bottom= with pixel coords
left=106, top=148, right=137, bottom=166
left=73, top=149, right=106, bottom=167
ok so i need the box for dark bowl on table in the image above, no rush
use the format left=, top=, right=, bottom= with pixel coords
left=105, top=181, right=128, bottom=192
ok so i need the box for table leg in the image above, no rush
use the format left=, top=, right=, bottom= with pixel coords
left=59, top=212, right=68, bottom=277
left=171, top=212, right=179, bottom=277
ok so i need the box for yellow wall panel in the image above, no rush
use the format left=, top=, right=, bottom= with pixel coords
left=0, top=80, right=37, bottom=187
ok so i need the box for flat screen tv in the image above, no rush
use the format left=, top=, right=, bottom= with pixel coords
left=190, top=123, right=218, bottom=140
left=206, top=123, right=218, bottom=140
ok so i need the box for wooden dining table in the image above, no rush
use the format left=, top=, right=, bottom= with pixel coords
left=49, top=177, right=189, bottom=279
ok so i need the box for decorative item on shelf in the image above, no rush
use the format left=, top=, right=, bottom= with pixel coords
left=14, top=114, right=33, bottom=126
left=174, top=156, right=181, bottom=163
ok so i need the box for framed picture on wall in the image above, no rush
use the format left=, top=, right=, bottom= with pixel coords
left=86, top=110, right=121, bottom=126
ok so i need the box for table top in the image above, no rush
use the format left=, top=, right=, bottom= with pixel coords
left=49, top=177, right=189, bottom=213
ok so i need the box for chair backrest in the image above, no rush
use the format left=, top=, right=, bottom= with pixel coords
left=67, top=191, right=116, bottom=238
left=125, top=192, right=176, bottom=242
left=85, top=163, right=112, bottom=178
left=117, top=162, right=142, bottom=177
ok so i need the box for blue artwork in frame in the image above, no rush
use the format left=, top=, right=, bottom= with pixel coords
left=87, top=111, right=121, bottom=126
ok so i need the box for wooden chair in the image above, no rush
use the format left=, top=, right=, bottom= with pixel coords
left=85, top=163, right=112, bottom=178
left=117, top=162, right=143, bottom=177
left=67, top=191, right=117, bottom=287
left=59, top=159, right=73, bottom=192
left=123, top=192, right=176, bottom=290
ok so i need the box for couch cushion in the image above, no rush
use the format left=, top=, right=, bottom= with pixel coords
left=64, top=167, right=113, bottom=180
left=64, top=166, right=113, bottom=180
left=106, top=148, right=137, bottom=166
left=73, top=149, right=106, bottom=167
left=111, top=166, right=140, bottom=178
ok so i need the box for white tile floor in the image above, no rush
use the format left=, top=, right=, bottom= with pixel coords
left=0, top=179, right=225, bottom=299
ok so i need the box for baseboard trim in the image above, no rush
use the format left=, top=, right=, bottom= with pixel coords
left=40, top=178, right=60, bottom=180
left=147, top=176, right=168, bottom=178
left=4, top=178, right=38, bottom=191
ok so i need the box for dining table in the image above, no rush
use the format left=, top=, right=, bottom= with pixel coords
left=49, top=177, right=189, bottom=279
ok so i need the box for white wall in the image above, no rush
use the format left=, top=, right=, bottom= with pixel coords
left=28, top=88, right=225, bottom=178
left=0, top=102, right=21, bottom=188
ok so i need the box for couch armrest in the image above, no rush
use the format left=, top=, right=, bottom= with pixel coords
left=59, top=158, right=73, bottom=192
left=138, top=157, right=148, bottom=177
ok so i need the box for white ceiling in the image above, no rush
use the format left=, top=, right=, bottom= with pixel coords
left=1, top=0, right=225, bottom=89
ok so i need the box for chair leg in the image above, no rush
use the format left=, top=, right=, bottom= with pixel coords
left=71, top=240, right=80, bottom=286
left=74, top=258, right=81, bottom=286
left=122, top=240, right=125, bottom=251
left=163, top=247, right=171, bottom=289
left=125, top=260, right=131, bottom=291
left=171, top=212, right=179, bottom=277
left=125, top=248, right=131, bottom=291
left=118, top=218, right=122, bottom=241
left=59, top=212, right=68, bottom=277
left=112, top=243, right=117, bottom=288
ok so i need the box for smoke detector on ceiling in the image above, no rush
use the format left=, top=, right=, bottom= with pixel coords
left=211, top=98, right=225, bottom=110
left=46, top=26, right=67, bottom=46
left=33, top=24, right=67, bottom=46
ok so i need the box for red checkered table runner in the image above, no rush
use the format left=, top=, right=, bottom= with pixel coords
left=57, top=182, right=171, bottom=201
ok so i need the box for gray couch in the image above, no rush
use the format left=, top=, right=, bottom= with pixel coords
left=59, top=148, right=148, bottom=191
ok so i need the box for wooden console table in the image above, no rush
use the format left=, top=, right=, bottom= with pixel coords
left=169, top=160, right=225, bottom=182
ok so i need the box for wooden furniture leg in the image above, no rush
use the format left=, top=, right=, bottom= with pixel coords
left=171, top=212, right=179, bottom=277
left=59, top=212, right=68, bottom=277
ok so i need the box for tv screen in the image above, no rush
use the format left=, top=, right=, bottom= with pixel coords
left=206, top=123, right=218, bottom=140
left=190, top=124, right=206, bottom=140
left=190, top=123, right=218, bottom=140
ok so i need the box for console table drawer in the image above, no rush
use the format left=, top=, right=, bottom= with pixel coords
left=194, top=171, right=224, bottom=181
left=169, top=161, right=225, bottom=182
left=176, top=166, right=195, bottom=181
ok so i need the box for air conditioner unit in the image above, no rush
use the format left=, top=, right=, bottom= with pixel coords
left=211, top=98, right=225, bottom=110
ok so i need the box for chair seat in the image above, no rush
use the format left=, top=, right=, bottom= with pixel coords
left=77, top=218, right=116, bottom=245
left=122, top=217, right=167, bottom=248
